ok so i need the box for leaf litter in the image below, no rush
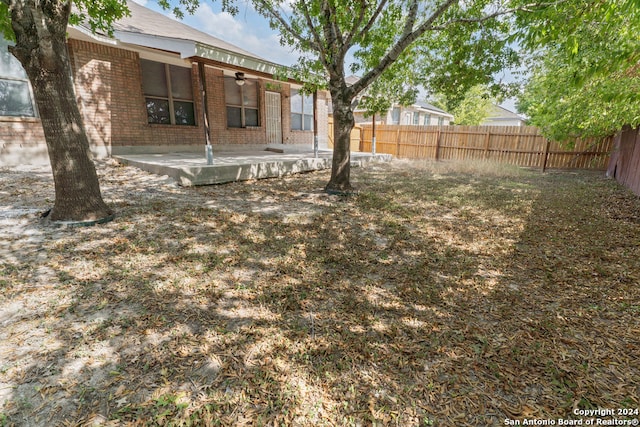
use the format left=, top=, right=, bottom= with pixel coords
left=0, top=158, right=639, bottom=426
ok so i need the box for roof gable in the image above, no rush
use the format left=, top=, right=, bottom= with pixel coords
left=488, top=104, right=524, bottom=120
left=73, top=0, right=285, bottom=76
left=111, top=0, right=262, bottom=60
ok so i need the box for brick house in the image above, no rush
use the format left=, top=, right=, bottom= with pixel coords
left=0, top=0, right=329, bottom=166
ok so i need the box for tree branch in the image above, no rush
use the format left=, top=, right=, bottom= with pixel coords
left=401, top=0, right=420, bottom=38
left=343, top=0, right=367, bottom=49
left=253, top=0, right=321, bottom=52
left=325, top=0, right=344, bottom=49
left=352, top=0, right=458, bottom=95
left=354, top=0, right=388, bottom=43
left=299, top=0, right=328, bottom=65
left=320, top=0, right=345, bottom=74
left=428, top=0, right=569, bottom=30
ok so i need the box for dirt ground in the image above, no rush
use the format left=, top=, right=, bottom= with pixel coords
left=1, top=159, right=639, bottom=426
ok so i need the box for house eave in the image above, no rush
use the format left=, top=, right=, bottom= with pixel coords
left=114, top=31, right=196, bottom=58
left=68, top=25, right=119, bottom=46
left=194, top=43, right=284, bottom=76
left=112, top=31, right=286, bottom=77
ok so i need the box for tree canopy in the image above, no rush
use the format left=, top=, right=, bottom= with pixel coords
left=434, top=84, right=495, bottom=125
left=516, top=0, right=640, bottom=140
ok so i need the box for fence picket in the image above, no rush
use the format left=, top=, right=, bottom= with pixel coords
left=356, top=124, right=612, bottom=170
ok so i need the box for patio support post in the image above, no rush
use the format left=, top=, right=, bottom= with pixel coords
left=313, top=90, right=319, bottom=158
left=198, top=62, right=214, bottom=165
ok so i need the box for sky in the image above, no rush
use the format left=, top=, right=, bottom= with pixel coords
left=132, top=0, right=520, bottom=113
left=132, top=0, right=300, bottom=66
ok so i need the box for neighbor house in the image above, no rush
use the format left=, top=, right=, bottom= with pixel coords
left=480, top=105, right=527, bottom=127
left=339, top=75, right=454, bottom=127
left=0, top=0, right=329, bottom=166
left=352, top=100, right=453, bottom=127
left=378, top=101, right=454, bottom=126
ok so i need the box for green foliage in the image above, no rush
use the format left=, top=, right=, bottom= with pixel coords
left=255, top=0, right=523, bottom=103
left=516, top=0, right=640, bottom=140
left=444, top=85, right=494, bottom=126
left=357, top=54, right=421, bottom=117
left=71, top=0, right=130, bottom=36
left=416, top=8, right=519, bottom=109
left=518, top=58, right=640, bottom=141
left=0, top=2, right=14, bottom=41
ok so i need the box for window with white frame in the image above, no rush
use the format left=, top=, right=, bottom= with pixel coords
left=290, top=89, right=313, bottom=131
left=424, top=114, right=431, bottom=125
left=0, top=37, right=36, bottom=117
left=413, top=112, right=420, bottom=125
left=391, top=107, right=401, bottom=125
left=438, top=117, right=444, bottom=126
left=141, top=59, right=195, bottom=126
left=225, top=76, right=259, bottom=128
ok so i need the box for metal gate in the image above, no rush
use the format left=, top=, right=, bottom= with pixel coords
left=265, top=91, right=282, bottom=144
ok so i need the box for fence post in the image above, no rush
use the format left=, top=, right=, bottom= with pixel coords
left=542, top=138, right=551, bottom=172
left=435, top=129, right=442, bottom=160
left=396, top=127, right=401, bottom=157
left=483, top=130, right=491, bottom=159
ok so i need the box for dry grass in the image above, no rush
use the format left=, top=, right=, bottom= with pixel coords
left=1, top=158, right=639, bottom=426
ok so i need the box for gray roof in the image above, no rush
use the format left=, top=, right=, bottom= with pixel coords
left=119, top=0, right=262, bottom=59
left=345, top=75, right=361, bottom=86
left=488, top=104, right=524, bottom=120
left=70, top=0, right=291, bottom=76
left=414, top=100, right=451, bottom=116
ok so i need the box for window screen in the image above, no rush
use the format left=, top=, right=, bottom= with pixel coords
left=0, top=37, right=36, bottom=117
left=141, top=59, right=195, bottom=126
left=290, top=89, right=313, bottom=131
left=225, top=76, right=260, bottom=128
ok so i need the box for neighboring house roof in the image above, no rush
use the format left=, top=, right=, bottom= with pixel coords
left=484, top=105, right=526, bottom=123
left=413, top=101, right=454, bottom=118
left=345, top=75, right=361, bottom=86
left=71, top=0, right=283, bottom=75
left=345, top=75, right=454, bottom=118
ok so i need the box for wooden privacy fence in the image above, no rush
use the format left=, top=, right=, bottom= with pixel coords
left=357, top=125, right=614, bottom=170
left=327, top=117, right=362, bottom=152
left=607, top=125, right=640, bottom=196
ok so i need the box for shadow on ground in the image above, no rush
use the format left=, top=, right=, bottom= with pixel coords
left=1, top=160, right=638, bottom=426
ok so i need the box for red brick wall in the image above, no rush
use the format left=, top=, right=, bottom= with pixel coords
left=1, top=39, right=329, bottom=165
left=69, top=39, right=205, bottom=149
left=70, top=41, right=322, bottom=149
left=0, top=117, right=48, bottom=164
left=203, top=67, right=319, bottom=146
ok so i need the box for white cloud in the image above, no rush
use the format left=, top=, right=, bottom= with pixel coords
left=191, top=3, right=301, bottom=66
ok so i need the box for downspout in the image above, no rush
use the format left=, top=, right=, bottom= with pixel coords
left=198, top=62, right=213, bottom=165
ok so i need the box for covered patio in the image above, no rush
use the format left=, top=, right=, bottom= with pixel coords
left=113, top=146, right=392, bottom=186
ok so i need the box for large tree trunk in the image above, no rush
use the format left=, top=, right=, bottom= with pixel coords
left=9, top=1, right=113, bottom=223
left=325, top=77, right=356, bottom=193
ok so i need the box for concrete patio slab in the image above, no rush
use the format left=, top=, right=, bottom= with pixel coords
left=113, top=148, right=392, bottom=186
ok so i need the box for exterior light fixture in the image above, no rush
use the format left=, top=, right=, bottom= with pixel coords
left=235, top=72, right=245, bottom=86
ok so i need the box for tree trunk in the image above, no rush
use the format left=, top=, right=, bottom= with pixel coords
left=325, top=78, right=356, bottom=193
left=9, top=1, right=113, bottom=223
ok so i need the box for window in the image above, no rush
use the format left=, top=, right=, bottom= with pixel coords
left=424, top=114, right=431, bottom=125
left=438, top=117, right=444, bottom=126
left=391, top=107, right=400, bottom=125
left=0, top=37, right=36, bottom=117
left=290, top=89, right=313, bottom=131
left=413, top=112, right=420, bottom=125
left=225, top=77, right=259, bottom=128
left=141, top=59, right=195, bottom=126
